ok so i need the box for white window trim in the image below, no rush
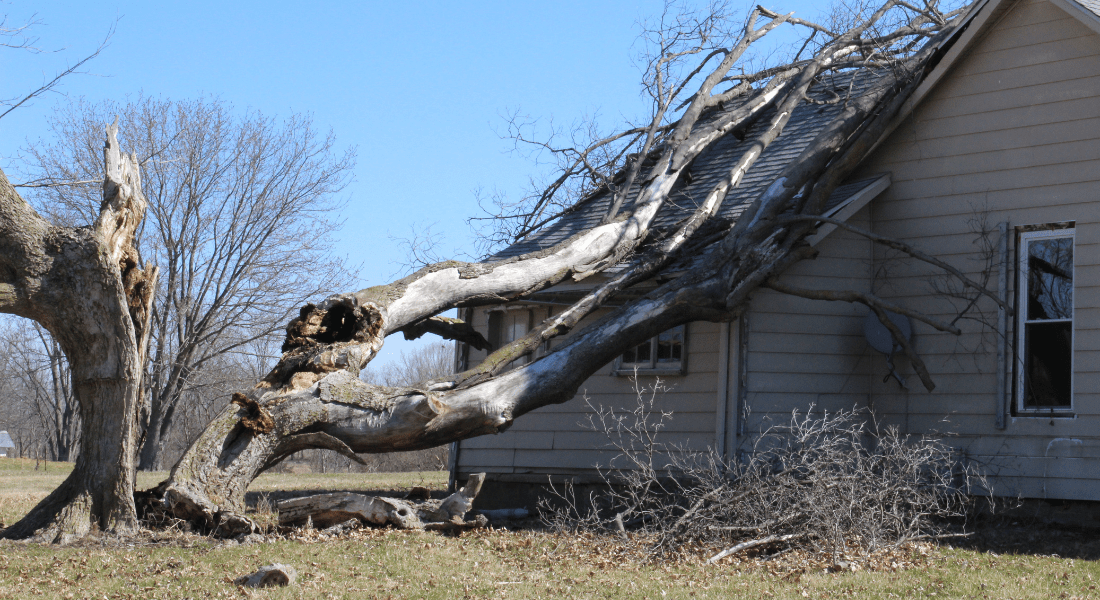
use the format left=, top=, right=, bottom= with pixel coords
left=612, top=324, right=687, bottom=376
left=1015, top=227, right=1074, bottom=415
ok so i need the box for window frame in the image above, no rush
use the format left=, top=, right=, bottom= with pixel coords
left=611, top=324, right=688, bottom=376
left=1014, top=227, right=1075, bottom=415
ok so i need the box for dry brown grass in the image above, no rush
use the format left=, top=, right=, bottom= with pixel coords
left=2, top=457, right=1099, bottom=599
left=0, top=457, right=447, bottom=530
left=0, top=525, right=1097, bottom=599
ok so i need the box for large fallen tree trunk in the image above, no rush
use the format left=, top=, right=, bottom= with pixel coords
left=159, top=1, right=1002, bottom=532
left=0, top=122, right=156, bottom=542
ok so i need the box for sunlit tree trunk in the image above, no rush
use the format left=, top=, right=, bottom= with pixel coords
left=0, top=123, right=156, bottom=542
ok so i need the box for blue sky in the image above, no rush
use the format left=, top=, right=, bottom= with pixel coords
left=1, top=0, right=820, bottom=368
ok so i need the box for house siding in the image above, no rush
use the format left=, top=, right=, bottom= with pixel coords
left=455, top=305, right=723, bottom=480
left=738, top=205, right=875, bottom=443
left=854, top=0, right=1100, bottom=499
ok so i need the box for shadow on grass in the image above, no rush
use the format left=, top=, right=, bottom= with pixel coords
left=950, top=503, right=1100, bottom=560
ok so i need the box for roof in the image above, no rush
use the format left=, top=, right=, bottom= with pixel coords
left=492, top=69, right=892, bottom=262
left=0, top=431, right=13, bottom=448
left=1074, top=0, right=1100, bottom=17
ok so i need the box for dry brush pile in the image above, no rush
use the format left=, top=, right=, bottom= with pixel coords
left=543, top=381, right=988, bottom=563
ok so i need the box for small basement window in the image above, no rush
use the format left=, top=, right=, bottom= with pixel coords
left=1016, top=228, right=1074, bottom=413
left=613, top=325, right=686, bottom=376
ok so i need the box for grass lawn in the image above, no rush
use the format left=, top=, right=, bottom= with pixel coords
left=1, top=457, right=1097, bottom=599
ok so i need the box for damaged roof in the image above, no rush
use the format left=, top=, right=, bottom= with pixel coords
left=491, top=0, right=1100, bottom=264
left=492, top=68, right=893, bottom=262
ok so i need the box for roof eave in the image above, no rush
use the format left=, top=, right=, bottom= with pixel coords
left=1049, top=0, right=1100, bottom=35
left=806, top=173, right=892, bottom=246
left=862, top=0, right=1009, bottom=157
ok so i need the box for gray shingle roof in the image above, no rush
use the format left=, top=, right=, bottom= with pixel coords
left=492, top=69, right=890, bottom=261
left=0, top=431, right=13, bottom=448
left=1075, top=0, right=1100, bottom=18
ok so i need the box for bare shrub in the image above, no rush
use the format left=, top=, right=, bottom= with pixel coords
left=541, top=380, right=987, bottom=562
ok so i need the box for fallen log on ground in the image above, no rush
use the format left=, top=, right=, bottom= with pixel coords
left=277, top=473, right=487, bottom=531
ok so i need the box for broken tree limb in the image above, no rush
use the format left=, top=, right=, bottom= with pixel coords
left=277, top=493, right=423, bottom=529
left=261, top=431, right=368, bottom=473
left=426, top=472, right=485, bottom=522
left=762, top=279, right=962, bottom=335
left=779, top=214, right=1012, bottom=313
left=706, top=533, right=808, bottom=564
left=399, top=315, right=492, bottom=351
left=276, top=473, right=488, bottom=531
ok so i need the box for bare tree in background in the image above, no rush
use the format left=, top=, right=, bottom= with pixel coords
left=362, top=342, right=454, bottom=388
left=18, top=96, right=355, bottom=470
left=155, top=0, right=1000, bottom=537
left=0, top=323, right=80, bottom=462
left=0, top=321, right=52, bottom=459
left=0, top=10, right=111, bottom=124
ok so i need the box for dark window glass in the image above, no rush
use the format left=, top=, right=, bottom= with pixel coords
left=487, top=312, right=503, bottom=349
left=1023, top=321, right=1072, bottom=407
left=1020, top=232, right=1073, bottom=410
left=619, top=325, right=684, bottom=369
left=622, top=346, right=637, bottom=364
left=656, top=329, right=683, bottom=363
left=1027, top=238, right=1073, bottom=320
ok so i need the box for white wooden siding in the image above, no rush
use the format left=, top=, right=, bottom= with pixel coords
left=854, top=0, right=1100, bottom=500
left=737, top=205, right=874, bottom=444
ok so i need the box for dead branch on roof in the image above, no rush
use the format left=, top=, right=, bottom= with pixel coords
left=156, top=0, right=995, bottom=534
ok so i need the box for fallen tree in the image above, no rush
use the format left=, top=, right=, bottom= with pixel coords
left=155, top=0, right=997, bottom=535
left=2, top=0, right=1000, bottom=540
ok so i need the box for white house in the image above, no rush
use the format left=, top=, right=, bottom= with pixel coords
left=450, top=0, right=1100, bottom=508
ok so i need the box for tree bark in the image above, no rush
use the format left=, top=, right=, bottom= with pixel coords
left=0, top=121, right=155, bottom=542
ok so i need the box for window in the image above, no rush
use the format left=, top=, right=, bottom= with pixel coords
left=1016, top=228, right=1074, bottom=413
left=488, top=308, right=533, bottom=369
left=613, top=325, right=686, bottom=375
